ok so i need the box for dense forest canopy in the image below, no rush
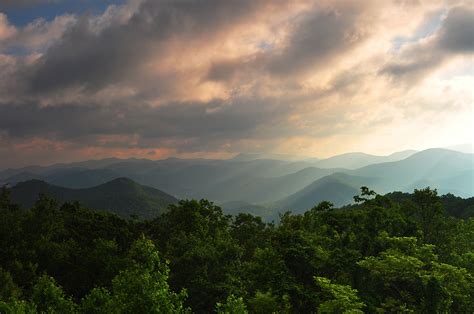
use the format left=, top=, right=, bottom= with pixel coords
left=0, top=186, right=473, bottom=313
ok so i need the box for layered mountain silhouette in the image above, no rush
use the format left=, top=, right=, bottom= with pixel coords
left=312, top=150, right=417, bottom=169
left=9, top=178, right=178, bottom=219
left=272, top=173, right=380, bottom=214
left=2, top=148, right=472, bottom=218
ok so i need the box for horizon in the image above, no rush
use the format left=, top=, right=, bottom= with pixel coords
left=1, top=144, right=473, bottom=171
left=0, top=0, right=473, bottom=169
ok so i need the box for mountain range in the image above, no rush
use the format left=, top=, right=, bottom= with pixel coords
left=2, top=147, right=472, bottom=219
left=9, top=178, right=177, bottom=219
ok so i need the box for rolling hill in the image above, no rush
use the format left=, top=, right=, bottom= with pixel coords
left=272, top=173, right=380, bottom=214
left=2, top=148, right=472, bottom=217
left=313, top=150, right=417, bottom=169
left=10, top=178, right=178, bottom=219
left=351, top=148, right=474, bottom=195
left=266, top=149, right=473, bottom=215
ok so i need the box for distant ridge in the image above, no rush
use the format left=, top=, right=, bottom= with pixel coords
left=269, top=148, right=473, bottom=214
left=351, top=148, right=474, bottom=195
left=271, top=173, right=377, bottom=214
left=230, top=153, right=311, bottom=162
left=313, top=150, right=417, bottom=169
left=10, top=178, right=178, bottom=219
left=2, top=148, right=472, bottom=217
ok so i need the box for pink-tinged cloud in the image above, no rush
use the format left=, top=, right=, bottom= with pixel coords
left=0, top=0, right=472, bottom=168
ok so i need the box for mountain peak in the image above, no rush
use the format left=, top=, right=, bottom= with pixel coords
left=10, top=178, right=178, bottom=220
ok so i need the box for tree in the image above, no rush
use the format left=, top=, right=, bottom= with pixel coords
left=0, top=267, right=21, bottom=301
left=357, top=235, right=474, bottom=312
left=80, top=287, right=114, bottom=314
left=411, top=187, right=446, bottom=244
left=314, top=276, right=365, bottom=314
left=31, top=275, right=76, bottom=313
left=353, top=187, right=377, bottom=204
left=0, top=186, right=19, bottom=211
left=0, top=299, right=37, bottom=314
left=215, top=294, right=248, bottom=314
left=82, top=237, right=189, bottom=313
left=154, top=200, right=243, bottom=312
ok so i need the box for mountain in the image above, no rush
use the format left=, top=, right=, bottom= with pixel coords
left=10, top=178, right=178, bottom=219
left=130, top=158, right=320, bottom=201
left=219, top=201, right=271, bottom=217
left=351, top=148, right=474, bottom=195
left=47, top=168, right=121, bottom=188
left=438, top=170, right=474, bottom=198
left=2, top=148, right=472, bottom=213
left=0, top=168, right=121, bottom=189
left=272, top=173, right=380, bottom=214
left=0, top=171, right=45, bottom=185
left=230, top=153, right=312, bottom=162
left=200, top=166, right=340, bottom=204
left=270, top=149, right=473, bottom=214
left=313, top=150, right=417, bottom=169
left=445, top=143, right=474, bottom=154
left=0, top=166, right=44, bottom=181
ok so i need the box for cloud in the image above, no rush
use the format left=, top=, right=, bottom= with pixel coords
left=265, top=3, right=370, bottom=77
left=0, top=97, right=295, bottom=148
left=381, top=5, right=474, bottom=82
left=0, top=0, right=472, bottom=168
left=206, top=2, right=374, bottom=83
left=0, top=13, right=16, bottom=40
left=0, top=14, right=76, bottom=53
left=436, top=7, right=474, bottom=53
left=11, top=0, right=283, bottom=97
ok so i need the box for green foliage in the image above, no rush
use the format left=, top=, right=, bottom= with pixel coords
left=80, top=287, right=114, bottom=314
left=152, top=199, right=243, bottom=312
left=9, top=178, right=177, bottom=219
left=314, top=276, right=365, bottom=313
left=82, top=237, right=189, bottom=313
left=0, top=299, right=37, bottom=314
left=357, top=234, right=474, bottom=312
left=247, top=291, right=278, bottom=313
left=0, top=186, right=473, bottom=313
left=110, top=237, right=189, bottom=313
left=0, top=185, right=19, bottom=211
left=215, top=294, right=248, bottom=314
left=31, top=275, right=76, bottom=313
left=353, top=186, right=377, bottom=204
left=0, top=268, right=21, bottom=301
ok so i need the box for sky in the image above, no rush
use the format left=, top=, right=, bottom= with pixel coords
left=0, top=0, right=473, bottom=168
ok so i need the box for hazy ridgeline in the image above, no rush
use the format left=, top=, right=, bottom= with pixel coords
left=1, top=148, right=473, bottom=220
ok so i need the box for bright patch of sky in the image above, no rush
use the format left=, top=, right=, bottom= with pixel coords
left=257, top=40, right=274, bottom=51
left=0, top=0, right=125, bottom=26
left=391, top=9, right=446, bottom=51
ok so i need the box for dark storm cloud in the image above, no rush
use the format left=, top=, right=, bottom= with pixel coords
left=436, top=7, right=474, bottom=53
left=265, top=4, right=365, bottom=76
left=0, top=97, right=296, bottom=148
left=381, top=6, right=474, bottom=81
left=381, top=58, right=439, bottom=78
left=21, top=0, right=273, bottom=95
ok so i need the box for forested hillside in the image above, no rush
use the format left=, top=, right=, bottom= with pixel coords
left=0, top=186, right=473, bottom=313
left=9, top=178, right=177, bottom=219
